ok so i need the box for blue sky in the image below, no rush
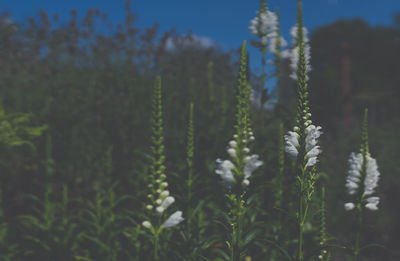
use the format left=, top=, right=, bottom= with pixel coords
left=1, top=0, right=400, bottom=76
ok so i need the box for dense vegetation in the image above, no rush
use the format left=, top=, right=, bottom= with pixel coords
left=0, top=0, right=398, bottom=260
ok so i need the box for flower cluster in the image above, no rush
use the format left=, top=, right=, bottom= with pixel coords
left=142, top=180, right=184, bottom=229
left=284, top=119, right=323, bottom=168
left=142, top=77, right=184, bottom=231
left=344, top=152, right=381, bottom=211
left=249, top=10, right=277, bottom=47
left=282, top=24, right=312, bottom=80
left=215, top=130, right=262, bottom=188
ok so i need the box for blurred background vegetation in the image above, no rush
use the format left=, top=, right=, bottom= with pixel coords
left=0, top=1, right=398, bottom=260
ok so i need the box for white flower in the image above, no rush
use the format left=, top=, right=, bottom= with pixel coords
left=345, top=153, right=380, bottom=197
left=365, top=196, right=379, bottom=211
left=227, top=148, right=236, bottom=158
left=284, top=131, right=299, bottom=158
left=163, top=211, right=184, bottom=228
left=242, top=179, right=250, bottom=187
left=156, top=206, right=164, bottom=214
left=306, top=145, right=321, bottom=158
left=215, top=159, right=235, bottom=188
left=290, top=25, right=309, bottom=43
left=229, top=140, right=237, bottom=148
left=142, top=221, right=152, bottom=229
left=286, top=25, right=312, bottom=80
left=269, top=33, right=287, bottom=54
left=364, top=156, right=380, bottom=196
left=244, top=147, right=250, bottom=153
left=146, top=205, right=153, bottom=210
left=345, top=152, right=381, bottom=211
left=160, top=190, right=170, bottom=198
left=155, top=199, right=162, bottom=205
left=249, top=10, right=277, bottom=37
left=306, top=156, right=318, bottom=167
left=285, top=124, right=322, bottom=167
left=345, top=152, right=363, bottom=195
left=305, top=125, right=322, bottom=153
left=244, top=154, right=263, bottom=179
left=344, top=202, right=355, bottom=211
left=161, top=182, right=168, bottom=188
left=160, top=196, right=175, bottom=210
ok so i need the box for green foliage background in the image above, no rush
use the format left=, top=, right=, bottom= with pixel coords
left=0, top=3, right=398, bottom=260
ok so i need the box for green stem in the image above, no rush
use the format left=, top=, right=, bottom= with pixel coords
left=234, top=195, right=243, bottom=261
left=154, top=231, right=160, bottom=261
left=298, top=185, right=304, bottom=261
left=354, top=205, right=363, bottom=261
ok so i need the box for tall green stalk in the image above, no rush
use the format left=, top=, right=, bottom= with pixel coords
left=353, top=109, right=369, bottom=261
left=283, top=1, right=322, bottom=260
left=214, top=40, right=262, bottom=261
left=319, top=187, right=331, bottom=261
left=186, top=103, right=195, bottom=237
left=230, top=41, right=251, bottom=261
left=274, top=8, right=283, bottom=105
left=142, top=76, right=184, bottom=260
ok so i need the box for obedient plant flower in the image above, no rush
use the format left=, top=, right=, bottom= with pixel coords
left=215, top=159, right=235, bottom=188
left=249, top=1, right=277, bottom=48
left=344, top=109, right=381, bottom=261
left=215, top=42, right=262, bottom=189
left=284, top=121, right=323, bottom=168
left=284, top=2, right=322, bottom=260
left=141, top=77, right=184, bottom=261
left=216, top=138, right=262, bottom=188
left=163, top=211, right=184, bottom=228
left=344, top=153, right=381, bottom=211
left=282, top=24, right=312, bottom=80
left=344, top=109, right=381, bottom=212
left=215, top=41, right=262, bottom=260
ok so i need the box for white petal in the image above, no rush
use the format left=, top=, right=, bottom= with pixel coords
left=163, top=211, right=184, bottom=228
left=161, top=196, right=175, bottom=209
left=244, top=154, right=263, bottom=179
left=365, top=203, right=378, bottom=211
left=344, top=202, right=355, bottom=211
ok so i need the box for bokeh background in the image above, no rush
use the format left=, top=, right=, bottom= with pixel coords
left=0, top=0, right=399, bottom=260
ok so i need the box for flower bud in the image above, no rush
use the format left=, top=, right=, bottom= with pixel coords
left=242, top=179, right=250, bottom=187
left=244, top=147, right=250, bottom=153
left=160, top=190, right=170, bottom=198
left=229, top=140, right=237, bottom=148
left=142, top=221, right=152, bottom=229
left=155, top=199, right=162, bottom=205
left=160, top=182, right=168, bottom=188
left=156, top=206, right=164, bottom=214
left=227, top=148, right=236, bottom=158
left=146, top=205, right=153, bottom=210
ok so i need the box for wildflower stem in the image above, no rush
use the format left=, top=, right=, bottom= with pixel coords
left=298, top=182, right=304, bottom=261
left=154, top=231, right=160, bottom=261
left=353, top=205, right=363, bottom=261
left=186, top=103, right=194, bottom=237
